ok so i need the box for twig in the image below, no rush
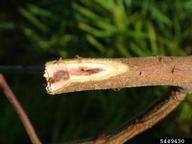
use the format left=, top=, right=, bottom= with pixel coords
left=93, top=88, right=187, bottom=143
left=44, top=56, right=192, bottom=94
left=44, top=56, right=191, bottom=144
left=0, top=74, right=42, bottom=144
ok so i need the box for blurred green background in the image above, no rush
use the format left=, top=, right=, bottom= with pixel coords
left=0, top=0, right=192, bottom=143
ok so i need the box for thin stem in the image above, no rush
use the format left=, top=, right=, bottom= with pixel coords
left=44, top=56, right=191, bottom=144
left=105, top=88, right=186, bottom=143
left=75, top=88, right=187, bottom=144
left=0, top=74, right=42, bottom=144
left=44, top=56, right=192, bottom=94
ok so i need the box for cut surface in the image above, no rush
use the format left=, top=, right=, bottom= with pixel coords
left=44, top=59, right=129, bottom=94
left=69, top=67, right=102, bottom=76
left=48, top=70, right=69, bottom=84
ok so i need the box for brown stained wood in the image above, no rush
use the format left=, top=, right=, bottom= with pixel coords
left=48, top=70, right=70, bottom=83
left=69, top=67, right=102, bottom=76
left=44, top=58, right=129, bottom=94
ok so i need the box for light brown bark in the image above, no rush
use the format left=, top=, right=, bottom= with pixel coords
left=44, top=56, right=192, bottom=94
left=44, top=56, right=192, bottom=144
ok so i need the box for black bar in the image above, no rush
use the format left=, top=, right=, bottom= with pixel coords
left=0, top=65, right=44, bottom=74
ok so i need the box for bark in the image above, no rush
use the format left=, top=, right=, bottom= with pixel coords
left=44, top=56, right=192, bottom=95
left=93, top=88, right=186, bottom=144
left=44, top=56, right=192, bottom=144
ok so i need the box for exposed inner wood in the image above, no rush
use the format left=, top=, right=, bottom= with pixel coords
left=48, top=67, right=103, bottom=84
left=43, top=56, right=192, bottom=144
left=44, top=56, right=192, bottom=95
left=44, top=59, right=129, bottom=94
left=48, top=70, right=69, bottom=83
left=69, top=67, right=102, bottom=76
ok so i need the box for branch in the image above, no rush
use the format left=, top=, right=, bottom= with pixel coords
left=0, top=74, right=42, bottom=144
left=44, top=56, right=192, bottom=94
left=93, top=88, right=186, bottom=143
left=44, top=56, right=191, bottom=144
